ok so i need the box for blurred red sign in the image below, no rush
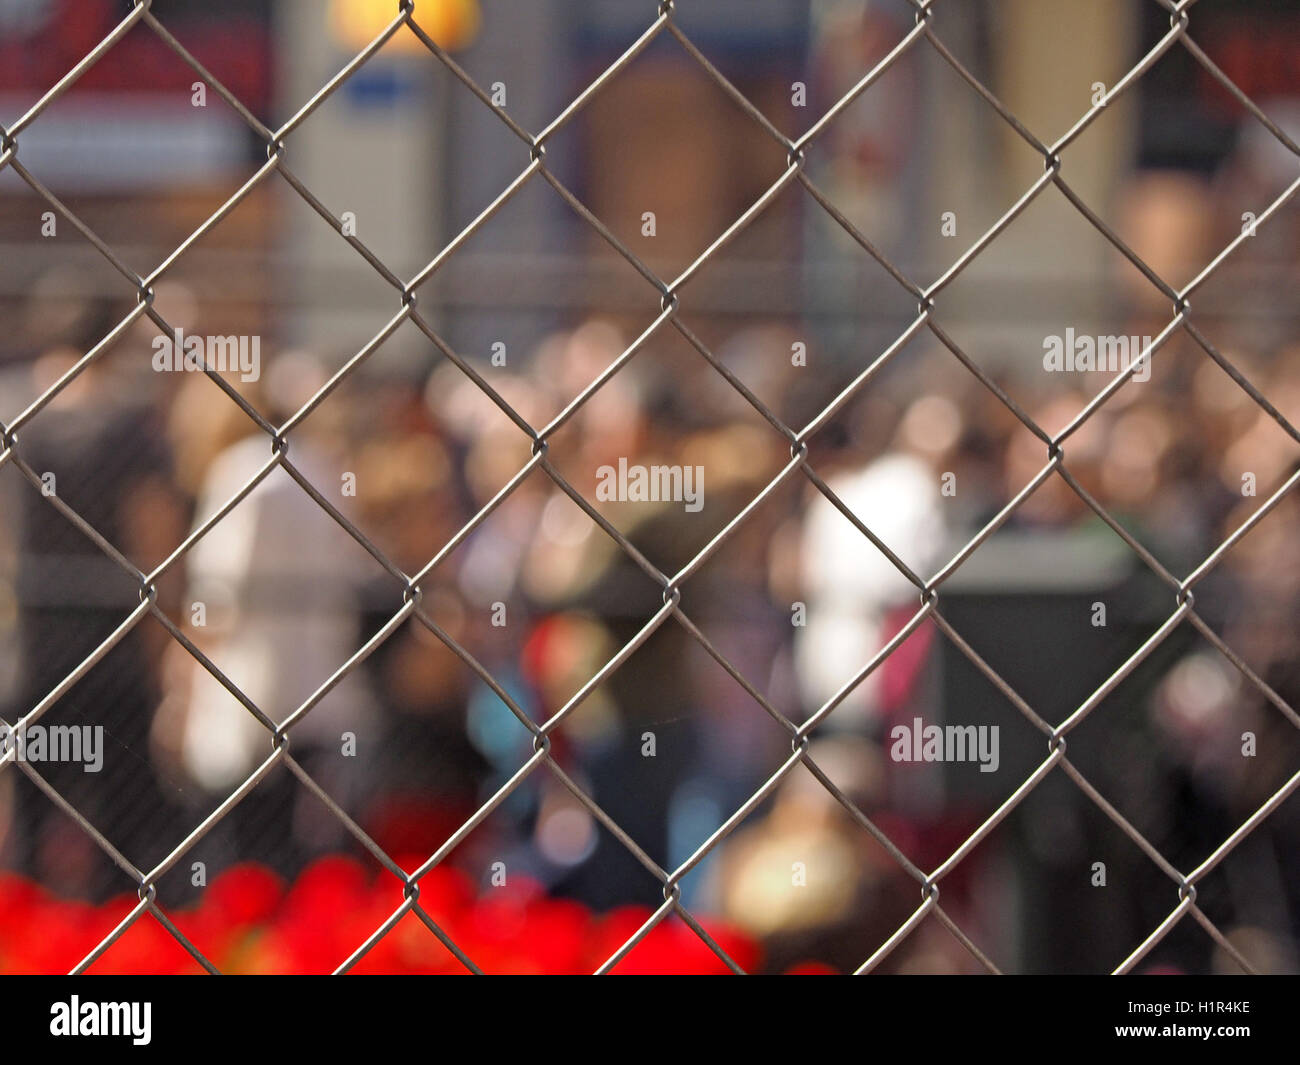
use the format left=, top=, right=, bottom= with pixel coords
left=0, top=0, right=271, bottom=110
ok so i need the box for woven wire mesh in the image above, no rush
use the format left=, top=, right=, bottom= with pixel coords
left=0, top=0, right=1297, bottom=974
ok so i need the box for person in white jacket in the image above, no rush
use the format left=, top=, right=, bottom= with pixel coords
left=795, top=395, right=960, bottom=731
left=155, top=354, right=380, bottom=869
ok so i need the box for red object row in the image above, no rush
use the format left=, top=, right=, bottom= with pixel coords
left=0, top=856, right=782, bottom=975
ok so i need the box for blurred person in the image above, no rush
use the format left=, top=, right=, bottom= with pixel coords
left=1143, top=649, right=1300, bottom=973
left=2, top=285, right=187, bottom=895
left=354, top=586, right=493, bottom=863
left=348, top=410, right=496, bottom=862
left=152, top=351, right=381, bottom=877
left=794, top=393, right=958, bottom=731
left=498, top=321, right=795, bottom=908
left=663, top=420, right=799, bottom=892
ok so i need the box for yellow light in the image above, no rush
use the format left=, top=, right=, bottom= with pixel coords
left=328, top=0, right=481, bottom=55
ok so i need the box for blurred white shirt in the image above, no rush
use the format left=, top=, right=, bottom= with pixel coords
left=180, top=434, right=378, bottom=791
left=796, top=452, right=946, bottom=729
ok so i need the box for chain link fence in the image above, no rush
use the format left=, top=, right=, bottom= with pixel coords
left=0, top=0, right=1298, bottom=974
